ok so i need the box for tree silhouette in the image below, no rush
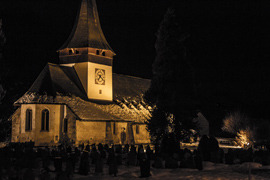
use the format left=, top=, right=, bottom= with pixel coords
left=145, top=8, right=198, bottom=149
left=0, top=18, right=10, bottom=142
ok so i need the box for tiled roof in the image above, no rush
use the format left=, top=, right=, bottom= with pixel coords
left=28, top=63, right=87, bottom=99
left=15, top=63, right=151, bottom=122
left=59, top=0, right=115, bottom=54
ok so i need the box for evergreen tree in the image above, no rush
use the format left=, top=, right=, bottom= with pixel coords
left=0, top=18, right=9, bottom=142
left=145, top=8, right=198, bottom=148
left=0, top=19, right=6, bottom=106
left=0, top=19, right=5, bottom=56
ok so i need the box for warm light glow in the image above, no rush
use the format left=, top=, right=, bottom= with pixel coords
left=235, top=129, right=253, bottom=149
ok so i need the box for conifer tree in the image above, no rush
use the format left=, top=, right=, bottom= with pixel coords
left=0, top=18, right=9, bottom=142
left=0, top=18, right=6, bottom=103
left=145, top=8, right=198, bottom=148
left=0, top=19, right=6, bottom=54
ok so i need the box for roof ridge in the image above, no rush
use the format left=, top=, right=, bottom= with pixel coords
left=47, top=62, right=58, bottom=66
left=113, top=73, right=150, bottom=81
left=47, top=64, right=56, bottom=95
left=69, top=66, right=88, bottom=95
left=46, top=64, right=82, bottom=92
left=28, top=64, right=54, bottom=95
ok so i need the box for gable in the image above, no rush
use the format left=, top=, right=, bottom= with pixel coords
left=28, top=63, right=87, bottom=99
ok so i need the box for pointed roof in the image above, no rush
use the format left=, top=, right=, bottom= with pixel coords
left=15, top=64, right=151, bottom=122
left=18, top=63, right=150, bottom=103
left=59, top=0, right=115, bottom=54
left=28, top=63, right=88, bottom=99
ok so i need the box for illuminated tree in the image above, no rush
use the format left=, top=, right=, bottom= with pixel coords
left=222, top=111, right=254, bottom=148
left=145, top=8, right=198, bottom=149
left=222, top=111, right=250, bottom=134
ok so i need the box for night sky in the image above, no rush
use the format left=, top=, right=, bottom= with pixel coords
left=1, top=0, right=270, bottom=134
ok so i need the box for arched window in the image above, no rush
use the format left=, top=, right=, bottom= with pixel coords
left=96, top=50, right=100, bottom=55
left=25, top=109, right=32, bottom=131
left=64, top=118, right=68, bottom=133
left=136, top=125, right=140, bottom=134
left=69, top=49, right=73, bottom=55
left=102, top=51, right=105, bottom=56
left=41, top=109, right=49, bottom=131
left=113, top=122, right=116, bottom=135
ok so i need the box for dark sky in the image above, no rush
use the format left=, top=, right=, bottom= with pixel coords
left=1, top=0, right=270, bottom=126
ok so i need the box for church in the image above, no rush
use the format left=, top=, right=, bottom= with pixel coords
left=10, top=0, right=152, bottom=146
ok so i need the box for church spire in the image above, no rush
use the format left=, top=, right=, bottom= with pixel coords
left=58, top=0, right=114, bottom=101
left=58, top=0, right=115, bottom=56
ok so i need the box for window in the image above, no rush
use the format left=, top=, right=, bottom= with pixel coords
left=64, top=118, right=68, bottom=133
left=113, top=122, right=116, bottom=135
left=25, top=109, right=32, bottom=131
left=99, top=89, right=102, bottom=94
left=102, top=51, right=105, bottom=56
left=96, top=50, right=100, bottom=55
left=41, top=109, right=49, bottom=131
left=136, top=125, right=140, bottom=134
left=69, top=49, right=73, bottom=55
left=75, top=50, right=79, bottom=54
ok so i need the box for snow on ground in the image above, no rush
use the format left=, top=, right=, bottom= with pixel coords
left=70, top=162, right=270, bottom=180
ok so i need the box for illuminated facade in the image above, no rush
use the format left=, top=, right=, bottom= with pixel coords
left=10, top=0, right=151, bottom=146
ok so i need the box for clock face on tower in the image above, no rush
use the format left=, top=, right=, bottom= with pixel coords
left=95, top=68, right=105, bottom=85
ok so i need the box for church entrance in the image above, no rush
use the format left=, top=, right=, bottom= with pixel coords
left=105, top=122, right=113, bottom=144
left=105, top=121, right=135, bottom=145
left=120, top=127, right=126, bottom=144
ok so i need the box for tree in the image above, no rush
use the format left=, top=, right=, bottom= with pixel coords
left=253, top=120, right=270, bottom=149
left=145, top=8, right=198, bottom=149
left=0, top=19, right=5, bottom=57
left=222, top=111, right=251, bottom=134
left=146, top=106, right=168, bottom=145
left=0, top=18, right=6, bottom=102
left=0, top=18, right=9, bottom=142
left=222, top=111, right=254, bottom=148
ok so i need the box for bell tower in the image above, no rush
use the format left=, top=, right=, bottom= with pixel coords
left=58, top=0, right=115, bottom=102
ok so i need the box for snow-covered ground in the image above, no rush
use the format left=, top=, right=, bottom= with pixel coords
left=70, top=162, right=270, bottom=180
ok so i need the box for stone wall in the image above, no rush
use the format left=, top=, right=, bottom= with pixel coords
left=76, top=121, right=140, bottom=145
left=33, top=104, right=64, bottom=146
left=11, top=104, right=151, bottom=146
left=76, top=121, right=106, bottom=144
left=11, top=107, right=21, bottom=142
left=133, top=124, right=151, bottom=144
left=19, top=104, right=36, bottom=142
left=11, top=104, right=67, bottom=146
left=64, top=106, right=77, bottom=143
